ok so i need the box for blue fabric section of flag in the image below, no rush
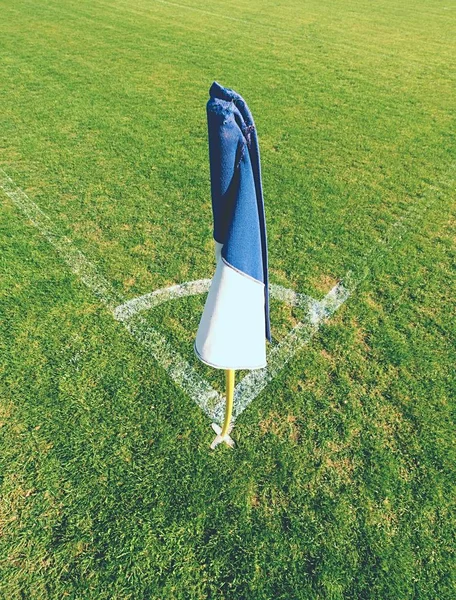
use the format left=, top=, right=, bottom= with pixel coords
left=207, top=82, right=271, bottom=342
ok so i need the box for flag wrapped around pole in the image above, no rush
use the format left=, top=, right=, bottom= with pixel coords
left=194, top=82, right=271, bottom=376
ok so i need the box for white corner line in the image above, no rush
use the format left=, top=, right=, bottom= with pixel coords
left=113, top=280, right=319, bottom=322
left=2, top=163, right=450, bottom=424
left=0, top=168, right=332, bottom=424
left=113, top=279, right=212, bottom=321
left=0, top=169, right=222, bottom=418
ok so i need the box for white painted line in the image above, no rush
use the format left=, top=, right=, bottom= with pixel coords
left=0, top=168, right=331, bottom=424
left=0, top=171, right=121, bottom=311
left=113, top=279, right=212, bottom=321
left=0, top=169, right=221, bottom=418
left=2, top=163, right=452, bottom=425
left=269, top=283, right=319, bottom=312
left=123, top=312, right=221, bottom=417
left=111, top=277, right=328, bottom=422
left=215, top=164, right=455, bottom=421
left=114, top=280, right=319, bottom=323
left=111, top=0, right=444, bottom=69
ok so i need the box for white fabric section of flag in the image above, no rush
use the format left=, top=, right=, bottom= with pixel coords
left=194, top=243, right=267, bottom=370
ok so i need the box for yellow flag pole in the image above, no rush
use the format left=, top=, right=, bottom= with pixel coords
left=210, top=369, right=235, bottom=449
left=221, top=369, right=235, bottom=437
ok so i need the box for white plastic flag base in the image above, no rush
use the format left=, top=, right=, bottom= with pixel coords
left=210, top=423, right=235, bottom=449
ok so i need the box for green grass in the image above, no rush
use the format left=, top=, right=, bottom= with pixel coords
left=1, top=0, right=455, bottom=598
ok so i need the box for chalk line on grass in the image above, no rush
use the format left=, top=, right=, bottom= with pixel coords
left=114, top=280, right=319, bottom=322
left=0, top=169, right=221, bottom=417
left=114, top=279, right=212, bottom=321
left=216, top=281, right=351, bottom=422
left=112, top=278, right=327, bottom=422
left=0, top=169, right=332, bottom=422
left=0, top=171, right=121, bottom=311
left=215, top=164, right=455, bottom=420
left=2, top=165, right=451, bottom=424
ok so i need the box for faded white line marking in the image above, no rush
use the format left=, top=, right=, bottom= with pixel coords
left=114, top=279, right=212, bottom=321
left=114, top=280, right=319, bottom=322
left=112, top=278, right=330, bottom=422
left=2, top=164, right=451, bottom=424
left=1, top=168, right=329, bottom=423
left=269, top=283, right=319, bottom=311
left=0, top=172, right=121, bottom=311
left=0, top=169, right=221, bottom=417
left=218, top=164, right=455, bottom=420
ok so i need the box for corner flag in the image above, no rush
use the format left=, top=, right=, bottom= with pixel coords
left=195, top=81, right=271, bottom=372
left=194, top=82, right=271, bottom=448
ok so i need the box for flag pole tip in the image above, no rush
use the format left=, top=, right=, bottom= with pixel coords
left=210, top=423, right=235, bottom=449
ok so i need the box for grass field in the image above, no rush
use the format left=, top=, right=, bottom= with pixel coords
left=1, top=0, right=455, bottom=598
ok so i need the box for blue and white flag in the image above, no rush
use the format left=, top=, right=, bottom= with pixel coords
left=195, top=82, right=271, bottom=370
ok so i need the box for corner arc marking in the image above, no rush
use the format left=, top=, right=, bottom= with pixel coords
left=113, top=281, right=320, bottom=322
